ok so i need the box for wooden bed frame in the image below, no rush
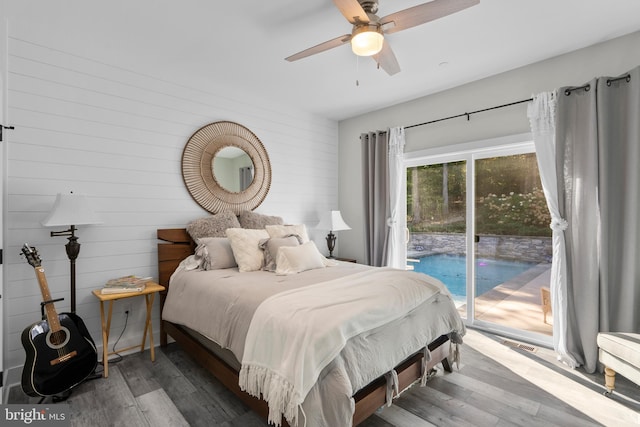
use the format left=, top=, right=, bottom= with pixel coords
left=157, top=228, right=453, bottom=426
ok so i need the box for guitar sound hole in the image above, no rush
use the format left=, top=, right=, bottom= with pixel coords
left=50, top=331, right=65, bottom=345
left=46, top=326, right=71, bottom=350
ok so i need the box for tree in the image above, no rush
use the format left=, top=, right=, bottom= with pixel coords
left=442, top=163, right=449, bottom=216
left=411, top=167, right=421, bottom=224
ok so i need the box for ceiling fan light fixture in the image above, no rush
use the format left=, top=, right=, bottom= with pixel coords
left=351, top=25, right=384, bottom=56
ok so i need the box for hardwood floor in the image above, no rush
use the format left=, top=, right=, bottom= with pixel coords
left=8, top=329, right=639, bottom=426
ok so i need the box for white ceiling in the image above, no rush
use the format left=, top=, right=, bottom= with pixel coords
left=6, top=0, right=640, bottom=121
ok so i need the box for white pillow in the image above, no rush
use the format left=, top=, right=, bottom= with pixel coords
left=275, top=241, right=326, bottom=275
left=265, top=224, right=310, bottom=243
left=226, top=228, right=269, bottom=272
left=195, top=237, right=237, bottom=270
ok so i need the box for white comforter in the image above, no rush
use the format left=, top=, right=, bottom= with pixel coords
left=162, top=261, right=465, bottom=427
left=239, top=268, right=451, bottom=426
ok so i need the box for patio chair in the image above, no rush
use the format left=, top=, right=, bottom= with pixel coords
left=540, top=286, right=551, bottom=324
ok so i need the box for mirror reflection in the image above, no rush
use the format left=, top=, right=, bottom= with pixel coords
left=213, top=147, right=254, bottom=192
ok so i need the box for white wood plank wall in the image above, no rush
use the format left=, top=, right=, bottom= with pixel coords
left=4, top=36, right=339, bottom=380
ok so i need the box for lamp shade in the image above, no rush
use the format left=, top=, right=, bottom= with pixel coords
left=42, top=193, right=102, bottom=227
left=351, top=26, right=384, bottom=56
left=317, top=210, right=351, bottom=232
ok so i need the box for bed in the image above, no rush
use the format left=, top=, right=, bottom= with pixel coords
left=157, top=225, right=465, bottom=426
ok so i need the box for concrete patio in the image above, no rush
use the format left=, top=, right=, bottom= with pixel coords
left=458, top=263, right=553, bottom=336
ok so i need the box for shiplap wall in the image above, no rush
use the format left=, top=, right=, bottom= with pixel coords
left=4, top=36, right=338, bottom=380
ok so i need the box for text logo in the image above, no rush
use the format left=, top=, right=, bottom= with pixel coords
left=1, top=405, right=69, bottom=426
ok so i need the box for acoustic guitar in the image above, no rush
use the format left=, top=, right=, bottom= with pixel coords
left=20, top=244, right=98, bottom=397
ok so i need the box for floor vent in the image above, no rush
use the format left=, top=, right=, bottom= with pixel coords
left=502, top=340, right=537, bottom=353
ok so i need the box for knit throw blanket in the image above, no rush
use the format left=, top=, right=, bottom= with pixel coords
left=238, top=267, right=448, bottom=426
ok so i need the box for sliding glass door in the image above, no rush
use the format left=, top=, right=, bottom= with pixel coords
left=407, top=161, right=467, bottom=309
left=406, top=138, right=552, bottom=344
left=473, top=152, right=552, bottom=338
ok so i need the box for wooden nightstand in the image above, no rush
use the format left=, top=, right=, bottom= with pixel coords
left=335, top=257, right=357, bottom=263
left=92, top=282, right=165, bottom=378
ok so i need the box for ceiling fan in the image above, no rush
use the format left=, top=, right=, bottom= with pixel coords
left=285, top=0, right=479, bottom=76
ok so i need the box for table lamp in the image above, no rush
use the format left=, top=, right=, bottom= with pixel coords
left=316, top=210, right=351, bottom=258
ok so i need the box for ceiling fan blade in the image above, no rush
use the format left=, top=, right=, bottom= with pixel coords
left=332, top=0, right=370, bottom=24
left=285, top=34, right=352, bottom=62
left=381, top=0, right=479, bottom=34
left=372, top=41, right=401, bottom=76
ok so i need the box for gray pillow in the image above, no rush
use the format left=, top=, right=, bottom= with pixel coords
left=238, top=211, right=284, bottom=229
left=259, top=235, right=302, bottom=272
left=186, top=211, right=241, bottom=240
left=195, top=237, right=237, bottom=270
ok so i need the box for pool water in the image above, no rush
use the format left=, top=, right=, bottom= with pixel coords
left=412, top=253, right=536, bottom=297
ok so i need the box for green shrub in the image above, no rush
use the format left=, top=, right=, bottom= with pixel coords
left=476, top=188, right=551, bottom=237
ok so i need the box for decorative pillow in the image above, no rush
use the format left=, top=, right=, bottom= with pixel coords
left=238, top=210, right=284, bottom=229
left=179, top=254, right=203, bottom=271
left=225, top=228, right=270, bottom=272
left=195, top=237, right=237, bottom=270
left=275, top=241, right=326, bottom=275
left=265, top=224, right=310, bottom=243
left=259, top=235, right=302, bottom=272
left=186, top=211, right=241, bottom=240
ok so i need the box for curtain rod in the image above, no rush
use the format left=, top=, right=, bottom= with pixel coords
left=404, top=73, right=632, bottom=130
left=405, top=98, right=533, bottom=130
left=564, top=73, right=632, bottom=96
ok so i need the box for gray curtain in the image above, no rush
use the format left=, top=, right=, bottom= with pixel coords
left=556, top=66, right=639, bottom=373
left=362, top=131, right=390, bottom=267
left=239, top=166, right=253, bottom=191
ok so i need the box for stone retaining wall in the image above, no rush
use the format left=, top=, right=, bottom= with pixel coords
left=409, top=232, right=552, bottom=263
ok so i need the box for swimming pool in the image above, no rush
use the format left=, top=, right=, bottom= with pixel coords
left=412, top=253, right=536, bottom=297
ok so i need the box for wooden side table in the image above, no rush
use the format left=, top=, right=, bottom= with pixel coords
left=92, top=282, right=165, bottom=378
left=335, top=257, right=357, bottom=263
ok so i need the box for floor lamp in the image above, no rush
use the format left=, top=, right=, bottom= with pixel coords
left=42, top=192, right=102, bottom=313
left=316, top=210, right=351, bottom=258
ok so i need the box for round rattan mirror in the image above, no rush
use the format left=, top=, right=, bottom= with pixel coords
left=213, top=147, right=254, bottom=192
left=182, top=121, right=271, bottom=214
